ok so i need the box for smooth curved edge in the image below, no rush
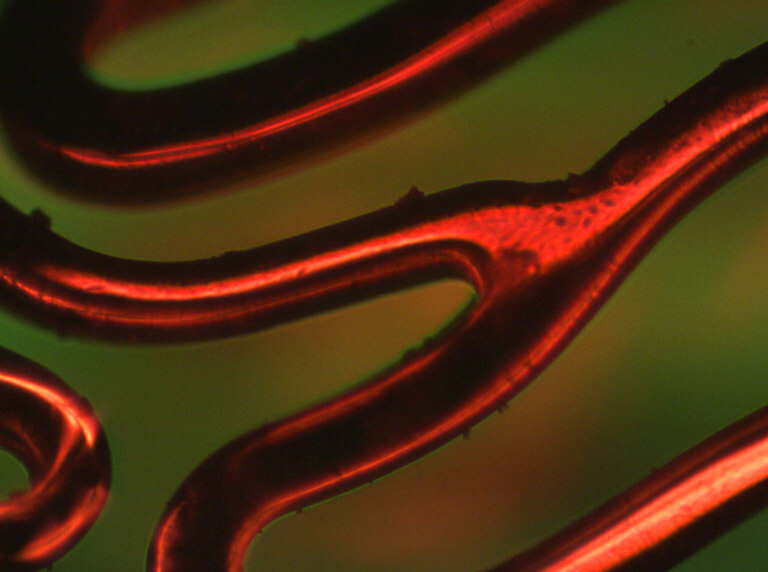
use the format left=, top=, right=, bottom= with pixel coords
left=0, top=0, right=617, bottom=203
left=0, top=41, right=765, bottom=346
left=0, top=347, right=110, bottom=571
left=145, top=40, right=768, bottom=571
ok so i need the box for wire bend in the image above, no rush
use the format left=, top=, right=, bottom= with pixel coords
left=0, top=0, right=616, bottom=204
left=0, top=348, right=110, bottom=571
left=142, top=42, right=768, bottom=571
left=1, top=40, right=765, bottom=346
left=1, top=3, right=767, bottom=571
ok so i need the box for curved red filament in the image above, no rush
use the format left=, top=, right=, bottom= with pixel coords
left=0, top=2, right=766, bottom=571
left=0, top=0, right=616, bottom=203
left=1, top=41, right=766, bottom=347
left=0, top=349, right=110, bottom=571
left=140, top=43, right=768, bottom=570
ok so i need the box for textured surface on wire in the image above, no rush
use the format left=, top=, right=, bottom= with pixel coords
left=0, top=1, right=767, bottom=571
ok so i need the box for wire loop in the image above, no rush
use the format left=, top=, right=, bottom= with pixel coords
left=0, top=2, right=767, bottom=571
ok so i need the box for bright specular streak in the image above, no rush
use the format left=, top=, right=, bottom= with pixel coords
left=0, top=1, right=767, bottom=571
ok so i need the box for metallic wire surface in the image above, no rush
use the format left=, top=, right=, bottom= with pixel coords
left=492, top=404, right=768, bottom=571
left=145, top=42, right=768, bottom=571
left=0, top=349, right=109, bottom=571
left=0, top=1, right=767, bottom=571
left=0, top=0, right=616, bottom=204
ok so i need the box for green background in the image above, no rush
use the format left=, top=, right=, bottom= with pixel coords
left=1, top=1, right=768, bottom=570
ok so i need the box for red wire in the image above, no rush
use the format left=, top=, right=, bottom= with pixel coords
left=0, top=349, right=109, bottom=571
left=0, top=0, right=616, bottom=203
left=144, top=41, right=768, bottom=572
left=0, top=2, right=767, bottom=571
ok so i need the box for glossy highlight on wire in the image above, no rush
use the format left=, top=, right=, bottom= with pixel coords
left=0, top=349, right=110, bottom=572
left=0, top=1, right=767, bottom=571
left=0, top=0, right=616, bottom=203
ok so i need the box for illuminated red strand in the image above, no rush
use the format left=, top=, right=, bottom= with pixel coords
left=488, top=404, right=768, bottom=571
left=0, top=0, right=617, bottom=203
left=0, top=349, right=110, bottom=571
left=143, top=42, right=768, bottom=571
left=0, top=39, right=765, bottom=347
left=0, top=2, right=767, bottom=571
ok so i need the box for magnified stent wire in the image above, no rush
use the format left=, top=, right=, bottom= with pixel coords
left=0, top=349, right=109, bottom=572
left=0, top=0, right=617, bottom=204
left=491, top=403, right=768, bottom=571
left=0, top=30, right=765, bottom=572
left=144, top=41, right=768, bottom=572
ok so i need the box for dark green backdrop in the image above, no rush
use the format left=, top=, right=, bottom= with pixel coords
left=0, top=1, right=767, bottom=570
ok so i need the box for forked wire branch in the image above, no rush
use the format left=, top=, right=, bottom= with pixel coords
left=0, top=1, right=766, bottom=571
